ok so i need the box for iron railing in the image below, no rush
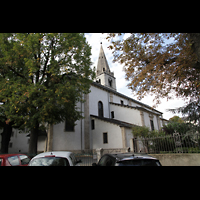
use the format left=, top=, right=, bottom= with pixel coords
left=133, top=132, right=200, bottom=154
left=74, top=150, right=97, bottom=166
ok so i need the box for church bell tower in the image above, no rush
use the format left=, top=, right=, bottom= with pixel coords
left=96, top=42, right=117, bottom=91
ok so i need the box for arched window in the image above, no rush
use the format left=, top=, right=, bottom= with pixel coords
left=98, top=101, right=104, bottom=117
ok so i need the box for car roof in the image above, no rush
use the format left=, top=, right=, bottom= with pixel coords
left=0, top=153, right=26, bottom=158
left=31, top=151, right=73, bottom=160
left=105, top=153, right=158, bottom=162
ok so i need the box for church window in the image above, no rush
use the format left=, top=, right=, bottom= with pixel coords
left=103, top=68, right=105, bottom=71
left=65, top=119, right=74, bottom=132
left=98, top=101, right=104, bottom=117
left=108, top=78, right=112, bottom=87
left=121, top=100, right=124, bottom=105
left=103, top=132, right=108, bottom=143
left=11, top=131, right=14, bottom=137
left=91, top=119, right=95, bottom=130
left=150, top=120, right=154, bottom=131
left=96, top=78, right=101, bottom=84
left=111, top=111, right=114, bottom=119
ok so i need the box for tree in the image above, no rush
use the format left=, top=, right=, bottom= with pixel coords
left=162, top=122, right=190, bottom=135
left=132, top=125, right=149, bottom=138
left=131, top=126, right=165, bottom=153
left=168, top=99, right=200, bottom=126
left=0, top=120, right=13, bottom=154
left=0, top=33, right=95, bottom=154
left=106, top=33, right=200, bottom=104
left=169, top=116, right=184, bottom=123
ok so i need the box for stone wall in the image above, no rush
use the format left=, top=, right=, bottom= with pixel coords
left=149, top=153, right=200, bottom=166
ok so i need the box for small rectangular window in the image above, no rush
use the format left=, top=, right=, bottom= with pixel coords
left=103, top=132, right=108, bottom=144
left=120, top=100, right=124, bottom=105
left=111, top=111, right=114, bottom=119
left=65, top=119, right=74, bottom=132
left=91, top=119, right=95, bottom=130
left=11, top=131, right=14, bottom=137
left=150, top=120, right=154, bottom=131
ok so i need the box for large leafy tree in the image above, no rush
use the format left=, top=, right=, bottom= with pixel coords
left=0, top=33, right=95, bottom=154
left=106, top=33, right=200, bottom=122
left=106, top=33, right=200, bottom=102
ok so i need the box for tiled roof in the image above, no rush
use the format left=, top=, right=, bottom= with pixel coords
left=90, top=114, right=136, bottom=128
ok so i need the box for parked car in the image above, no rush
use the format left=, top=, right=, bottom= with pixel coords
left=28, top=151, right=82, bottom=166
left=92, top=153, right=162, bottom=166
left=0, top=154, right=31, bottom=166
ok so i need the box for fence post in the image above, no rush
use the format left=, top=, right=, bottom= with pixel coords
left=96, top=148, right=104, bottom=162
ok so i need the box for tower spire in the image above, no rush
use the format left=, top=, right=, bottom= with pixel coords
left=96, top=43, right=110, bottom=76
left=95, top=43, right=116, bottom=91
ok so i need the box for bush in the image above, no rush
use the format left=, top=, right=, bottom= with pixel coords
left=132, top=126, right=149, bottom=138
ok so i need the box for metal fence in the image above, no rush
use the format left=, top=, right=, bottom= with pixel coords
left=74, top=150, right=97, bottom=166
left=133, top=132, right=200, bottom=154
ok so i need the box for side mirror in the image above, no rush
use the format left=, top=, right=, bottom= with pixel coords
left=92, top=163, right=97, bottom=166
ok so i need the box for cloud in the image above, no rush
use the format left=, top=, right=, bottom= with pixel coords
left=85, top=33, right=186, bottom=120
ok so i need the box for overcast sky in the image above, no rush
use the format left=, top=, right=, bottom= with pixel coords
left=85, top=33, right=186, bottom=120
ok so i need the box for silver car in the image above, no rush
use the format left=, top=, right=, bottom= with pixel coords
left=28, top=151, right=82, bottom=166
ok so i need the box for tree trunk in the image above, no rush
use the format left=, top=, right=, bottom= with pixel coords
left=46, top=124, right=53, bottom=152
left=28, top=122, right=39, bottom=155
left=188, top=33, right=200, bottom=62
left=0, top=123, right=12, bottom=154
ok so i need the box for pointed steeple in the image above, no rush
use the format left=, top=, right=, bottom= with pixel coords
left=96, top=42, right=111, bottom=76
left=95, top=42, right=117, bottom=91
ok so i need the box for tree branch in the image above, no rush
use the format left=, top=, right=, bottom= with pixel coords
left=8, top=66, right=26, bottom=79
left=39, top=38, right=54, bottom=85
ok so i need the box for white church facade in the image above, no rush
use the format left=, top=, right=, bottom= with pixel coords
left=2, top=43, right=168, bottom=154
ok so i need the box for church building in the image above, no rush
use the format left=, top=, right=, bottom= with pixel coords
left=3, top=43, right=168, bottom=154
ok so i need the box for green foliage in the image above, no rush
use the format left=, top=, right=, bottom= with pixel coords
left=162, top=121, right=199, bottom=135
left=106, top=33, right=200, bottom=126
left=132, top=125, right=165, bottom=138
left=132, top=122, right=200, bottom=153
left=132, top=125, right=149, bottom=138
left=169, top=115, right=184, bottom=123
left=106, top=33, right=200, bottom=105
left=0, top=33, right=95, bottom=131
left=168, top=99, right=200, bottom=126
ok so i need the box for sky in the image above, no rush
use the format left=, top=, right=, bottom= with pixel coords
left=85, top=33, right=186, bottom=120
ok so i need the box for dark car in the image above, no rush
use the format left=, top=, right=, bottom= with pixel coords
left=0, top=154, right=31, bottom=166
left=92, top=153, right=162, bottom=166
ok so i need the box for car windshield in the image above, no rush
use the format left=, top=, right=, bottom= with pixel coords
left=29, top=157, right=70, bottom=166
left=116, top=159, right=161, bottom=166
